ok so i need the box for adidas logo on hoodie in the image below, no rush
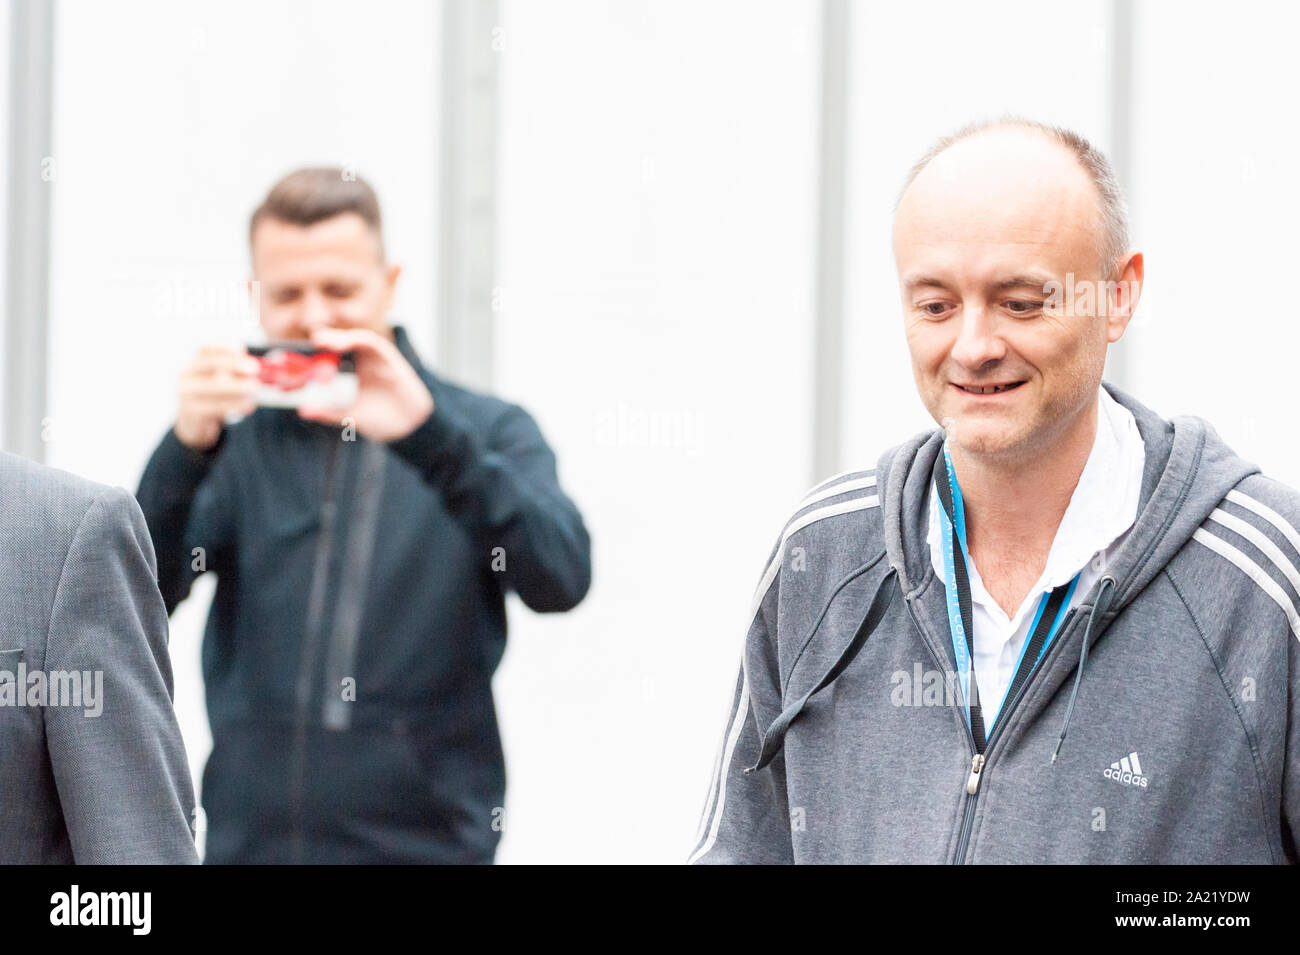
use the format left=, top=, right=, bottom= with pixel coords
left=1103, top=752, right=1149, bottom=788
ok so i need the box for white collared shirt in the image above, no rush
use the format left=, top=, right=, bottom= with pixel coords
left=926, top=385, right=1146, bottom=727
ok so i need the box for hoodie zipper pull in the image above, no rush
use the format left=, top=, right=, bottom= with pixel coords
left=965, top=754, right=985, bottom=795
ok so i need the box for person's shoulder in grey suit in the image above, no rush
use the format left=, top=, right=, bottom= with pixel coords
left=0, top=450, right=199, bottom=864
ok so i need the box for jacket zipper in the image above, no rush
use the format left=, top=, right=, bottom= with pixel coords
left=906, top=584, right=1091, bottom=864
left=320, top=441, right=386, bottom=731
left=289, top=435, right=344, bottom=863
left=982, top=607, right=1079, bottom=755
left=901, top=591, right=984, bottom=861
left=952, top=606, right=1081, bottom=863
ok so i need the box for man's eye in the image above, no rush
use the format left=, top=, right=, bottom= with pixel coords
left=325, top=285, right=357, bottom=298
left=920, top=302, right=949, bottom=317
left=1006, top=300, right=1042, bottom=314
left=273, top=290, right=299, bottom=304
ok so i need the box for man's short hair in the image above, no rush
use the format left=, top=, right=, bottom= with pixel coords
left=249, top=167, right=385, bottom=259
left=896, top=116, right=1130, bottom=278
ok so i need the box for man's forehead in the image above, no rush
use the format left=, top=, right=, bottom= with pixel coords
left=894, top=129, right=1099, bottom=262
left=904, top=127, right=1095, bottom=204
left=251, top=213, right=384, bottom=277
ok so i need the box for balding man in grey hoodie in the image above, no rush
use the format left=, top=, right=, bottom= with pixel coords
left=692, top=119, right=1299, bottom=864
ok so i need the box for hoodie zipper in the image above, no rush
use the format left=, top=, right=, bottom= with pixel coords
left=983, top=606, right=1080, bottom=756
left=900, top=590, right=984, bottom=860
left=906, top=583, right=1093, bottom=864
left=952, top=605, right=1082, bottom=863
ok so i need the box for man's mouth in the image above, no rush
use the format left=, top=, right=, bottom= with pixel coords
left=953, top=381, right=1026, bottom=395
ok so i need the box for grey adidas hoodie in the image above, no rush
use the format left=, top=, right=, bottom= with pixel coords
left=690, top=380, right=1299, bottom=864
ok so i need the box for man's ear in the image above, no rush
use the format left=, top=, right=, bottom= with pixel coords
left=1106, top=250, right=1143, bottom=343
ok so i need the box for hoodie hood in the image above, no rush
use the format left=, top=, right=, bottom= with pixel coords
left=870, top=379, right=1263, bottom=760
left=880, top=379, right=1261, bottom=621
left=747, top=380, right=1264, bottom=773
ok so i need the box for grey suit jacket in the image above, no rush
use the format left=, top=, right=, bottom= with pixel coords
left=0, top=451, right=198, bottom=863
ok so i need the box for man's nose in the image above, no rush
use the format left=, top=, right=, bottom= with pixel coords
left=299, top=293, right=333, bottom=332
left=949, top=304, right=1007, bottom=371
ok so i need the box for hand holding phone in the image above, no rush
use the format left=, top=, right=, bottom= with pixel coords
left=295, top=327, right=433, bottom=443
left=174, top=344, right=261, bottom=450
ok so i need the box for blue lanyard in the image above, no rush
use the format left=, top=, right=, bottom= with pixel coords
left=934, top=443, right=1078, bottom=742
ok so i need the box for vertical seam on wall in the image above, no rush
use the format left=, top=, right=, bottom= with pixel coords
left=812, top=0, right=849, bottom=484
left=1106, top=0, right=1135, bottom=391
left=437, top=0, right=498, bottom=391
left=4, top=0, right=54, bottom=462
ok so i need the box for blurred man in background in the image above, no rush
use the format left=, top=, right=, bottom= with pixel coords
left=137, top=168, right=591, bottom=863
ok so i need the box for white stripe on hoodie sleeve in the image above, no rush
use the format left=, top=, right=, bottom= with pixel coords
left=689, top=556, right=792, bottom=865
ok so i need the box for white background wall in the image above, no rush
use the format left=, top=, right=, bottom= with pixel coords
left=490, top=0, right=818, bottom=863
left=0, top=0, right=8, bottom=403
left=1122, top=1, right=1300, bottom=482
left=4, top=0, right=1298, bottom=863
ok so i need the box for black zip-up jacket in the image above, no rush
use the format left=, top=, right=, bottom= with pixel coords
left=136, top=325, right=591, bottom=863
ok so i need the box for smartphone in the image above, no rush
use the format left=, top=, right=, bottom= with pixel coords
left=247, top=341, right=359, bottom=409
